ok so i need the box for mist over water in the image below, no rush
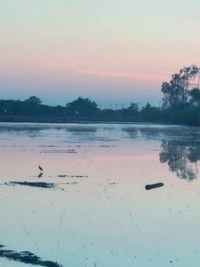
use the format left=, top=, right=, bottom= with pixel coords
left=0, top=123, right=200, bottom=267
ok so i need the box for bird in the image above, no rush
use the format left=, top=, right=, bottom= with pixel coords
left=38, top=172, right=43, bottom=178
left=38, top=165, right=44, bottom=172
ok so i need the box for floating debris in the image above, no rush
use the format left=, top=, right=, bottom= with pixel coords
left=65, top=182, right=78, bottom=185
left=57, top=175, right=88, bottom=178
left=0, top=245, right=62, bottom=266
left=40, top=149, right=76, bottom=154
left=6, top=181, right=55, bottom=189
left=145, top=182, right=164, bottom=190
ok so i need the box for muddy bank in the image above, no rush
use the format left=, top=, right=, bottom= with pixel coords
left=0, top=245, right=62, bottom=266
left=6, top=181, right=55, bottom=189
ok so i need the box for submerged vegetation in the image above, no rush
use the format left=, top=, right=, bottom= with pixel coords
left=1, top=65, right=200, bottom=125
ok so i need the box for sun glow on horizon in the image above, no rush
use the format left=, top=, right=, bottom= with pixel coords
left=77, top=70, right=169, bottom=83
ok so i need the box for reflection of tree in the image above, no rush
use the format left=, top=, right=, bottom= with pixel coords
left=122, top=127, right=138, bottom=138
left=123, top=126, right=200, bottom=181
left=160, top=140, right=200, bottom=180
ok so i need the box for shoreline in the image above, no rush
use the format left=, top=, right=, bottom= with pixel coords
left=0, top=116, right=191, bottom=127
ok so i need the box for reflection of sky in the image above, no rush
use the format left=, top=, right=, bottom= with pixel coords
left=1, top=1, right=200, bottom=105
left=0, top=123, right=200, bottom=266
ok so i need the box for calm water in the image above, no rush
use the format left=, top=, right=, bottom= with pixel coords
left=0, top=122, right=200, bottom=267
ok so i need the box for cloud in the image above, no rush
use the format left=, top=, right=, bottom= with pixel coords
left=77, top=70, right=168, bottom=83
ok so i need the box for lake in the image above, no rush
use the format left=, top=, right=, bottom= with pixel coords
left=0, top=122, right=200, bottom=267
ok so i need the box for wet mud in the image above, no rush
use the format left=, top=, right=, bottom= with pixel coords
left=0, top=245, right=62, bottom=266
left=6, top=181, right=55, bottom=189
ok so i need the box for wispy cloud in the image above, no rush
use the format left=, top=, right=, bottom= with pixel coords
left=78, top=70, right=168, bottom=82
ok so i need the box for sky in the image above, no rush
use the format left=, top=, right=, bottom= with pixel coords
left=0, top=0, right=200, bottom=107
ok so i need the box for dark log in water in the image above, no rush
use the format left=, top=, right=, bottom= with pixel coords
left=145, top=183, right=164, bottom=190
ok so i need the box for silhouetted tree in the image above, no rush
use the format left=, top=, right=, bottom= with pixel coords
left=120, top=102, right=139, bottom=121
left=66, top=97, right=99, bottom=117
left=25, top=96, right=42, bottom=105
left=161, top=65, right=200, bottom=108
left=189, top=88, right=200, bottom=106
left=140, top=103, right=162, bottom=121
left=127, top=103, right=138, bottom=113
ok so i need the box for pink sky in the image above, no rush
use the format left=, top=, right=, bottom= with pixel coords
left=0, top=0, right=199, bottom=106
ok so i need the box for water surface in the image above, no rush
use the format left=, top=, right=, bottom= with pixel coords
left=0, top=123, right=200, bottom=267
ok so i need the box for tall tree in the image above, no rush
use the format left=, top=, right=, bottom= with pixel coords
left=66, top=97, right=99, bottom=117
left=189, top=88, right=200, bottom=106
left=161, top=65, right=200, bottom=108
left=25, top=96, right=42, bottom=105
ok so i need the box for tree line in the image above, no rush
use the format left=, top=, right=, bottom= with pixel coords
left=0, top=65, right=200, bottom=125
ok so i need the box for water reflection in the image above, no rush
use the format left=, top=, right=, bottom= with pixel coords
left=1, top=123, right=200, bottom=267
left=0, top=123, right=200, bottom=182
left=123, top=126, right=200, bottom=180
left=160, top=140, right=199, bottom=180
